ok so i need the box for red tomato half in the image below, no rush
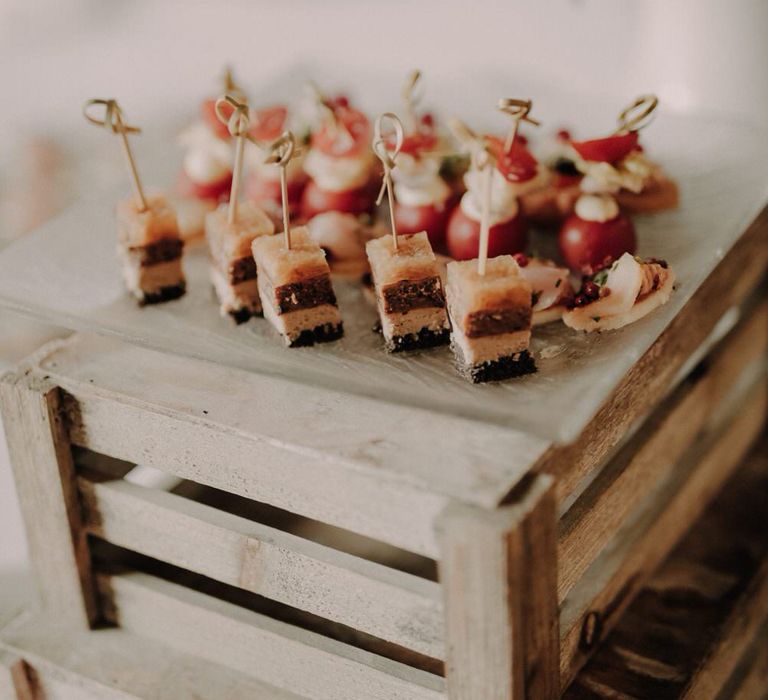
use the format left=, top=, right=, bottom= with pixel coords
left=312, top=106, right=371, bottom=158
left=397, top=131, right=439, bottom=157
left=177, top=169, right=232, bottom=202
left=570, top=132, right=639, bottom=164
left=249, top=105, right=288, bottom=142
left=201, top=99, right=234, bottom=140
left=394, top=199, right=450, bottom=248
left=485, top=135, right=538, bottom=183
left=446, top=205, right=528, bottom=260
left=244, top=173, right=306, bottom=207
left=558, top=212, right=636, bottom=273
left=301, top=180, right=376, bottom=218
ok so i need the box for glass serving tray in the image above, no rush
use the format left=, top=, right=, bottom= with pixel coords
left=0, top=106, right=766, bottom=444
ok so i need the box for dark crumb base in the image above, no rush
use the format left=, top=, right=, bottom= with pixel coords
left=138, top=283, right=186, bottom=306
left=457, top=349, right=537, bottom=383
left=228, top=307, right=263, bottom=325
left=288, top=322, right=344, bottom=348
left=385, top=327, right=450, bottom=353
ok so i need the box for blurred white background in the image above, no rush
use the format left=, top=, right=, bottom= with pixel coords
left=1, top=0, right=767, bottom=612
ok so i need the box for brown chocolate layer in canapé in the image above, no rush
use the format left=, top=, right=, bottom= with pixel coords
left=273, top=274, right=337, bottom=314
left=228, top=256, right=258, bottom=284
left=464, top=305, right=532, bottom=338
left=381, top=276, right=445, bottom=314
left=128, top=238, right=184, bottom=266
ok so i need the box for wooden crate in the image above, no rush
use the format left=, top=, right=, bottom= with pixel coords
left=0, top=209, right=766, bottom=699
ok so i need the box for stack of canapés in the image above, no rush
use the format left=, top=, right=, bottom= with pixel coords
left=83, top=69, right=677, bottom=383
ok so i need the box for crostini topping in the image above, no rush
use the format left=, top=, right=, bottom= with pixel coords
left=574, top=193, right=619, bottom=222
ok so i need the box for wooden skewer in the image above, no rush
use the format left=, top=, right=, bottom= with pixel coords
left=83, top=98, right=147, bottom=211
left=215, top=95, right=251, bottom=225
left=497, top=98, right=539, bottom=153
left=448, top=117, right=498, bottom=275
left=372, top=113, right=405, bottom=252
left=402, top=69, right=423, bottom=134
left=616, top=94, right=658, bottom=134
left=477, top=149, right=493, bottom=276
left=265, top=132, right=299, bottom=249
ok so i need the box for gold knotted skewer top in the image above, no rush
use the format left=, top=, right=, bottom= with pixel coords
left=215, top=94, right=253, bottom=224
left=83, top=98, right=147, bottom=211
left=372, top=112, right=405, bottom=252
left=616, top=94, right=658, bottom=134
left=221, top=65, right=246, bottom=101
left=402, top=69, right=424, bottom=133
left=497, top=98, right=540, bottom=153
left=265, top=131, right=300, bottom=249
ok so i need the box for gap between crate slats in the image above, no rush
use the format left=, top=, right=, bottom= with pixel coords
left=98, top=571, right=446, bottom=700
left=559, top=377, right=766, bottom=688
left=79, top=476, right=444, bottom=660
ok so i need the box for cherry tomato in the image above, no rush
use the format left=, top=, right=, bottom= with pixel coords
left=244, top=173, right=306, bottom=208
left=397, top=131, right=439, bottom=157
left=201, top=99, right=234, bottom=140
left=177, top=169, right=232, bottom=201
left=570, top=131, right=639, bottom=164
left=311, top=105, right=371, bottom=158
left=249, top=105, right=288, bottom=142
left=558, top=212, right=636, bottom=273
left=394, top=200, right=450, bottom=248
left=553, top=173, right=582, bottom=188
left=485, top=135, right=538, bottom=183
left=446, top=205, right=528, bottom=261
left=301, top=180, right=375, bottom=218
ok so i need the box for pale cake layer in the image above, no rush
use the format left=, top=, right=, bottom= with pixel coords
left=121, top=257, right=184, bottom=298
left=451, top=321, right=531, bottom=365
left=206, top=202, right=274, bottom=265
left=380, top=305, right=450, bottom=340
left=117, top=195, right=181, bottom=247
left=366, top=232, right=439, bottom=286
left=262, top=300, right=342, bottom=345
left=446, top=256, right=532, bottom=318
left=211, top=267, right=261, bottom=316
left=252, top=227, right=330, bottom=286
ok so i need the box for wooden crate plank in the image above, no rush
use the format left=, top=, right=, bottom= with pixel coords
left=533, top=208, right=767, bottom=504
left=1, top=612, right=305, bottom=699
left=557, top=300, right=768, bottom=602
left=0, top=371, right=97, bottom=629
left=63, top=384, right=448, bottom=557
left=565, top=433, right=768, bottom=700
left=681, top=562, right=768, bottom=699
left=37, top=332, right=548, bottom=510
left=79, top=476, right=444, bottom=659
left=98, top=571, right=446, bottom=700
left=437, top=474, right=558, bottom=700
left=559, top=381, right=766, bottom=687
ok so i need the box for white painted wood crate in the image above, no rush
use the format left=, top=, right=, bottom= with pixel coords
left=0, top=209, right=765, bottom=699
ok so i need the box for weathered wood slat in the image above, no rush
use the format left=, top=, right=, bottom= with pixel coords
left=63, top=385, right=449, bottom=557
left=559, top=381, right=766, bottom=687
left=557, top=300, right=768, bottom=602
left=0, top=612, right=305, bottom=699
left=681, top=562, right=768, bottom=699
left=564, top=433, right=768, bottom=700
left=79, top=476, right=444, bottom=659
left=437, top=474, right=558, bottom=700
left=40, top=330, right=547, bottom=507
left=98, top=572, right=446, bottom=700
left=0, top=371, right=98, bottom=629
left=532, top=207, right=767, bottom=504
